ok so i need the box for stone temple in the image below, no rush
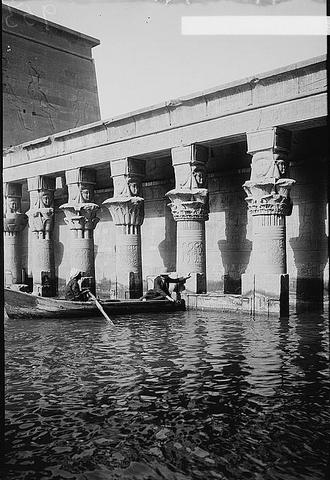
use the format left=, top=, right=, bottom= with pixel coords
left=3, top=5, right=328, bottom=316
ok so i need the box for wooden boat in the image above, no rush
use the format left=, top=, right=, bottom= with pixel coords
left=4, top=288, right=185, bottom=320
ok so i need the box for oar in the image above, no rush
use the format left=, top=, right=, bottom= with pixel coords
left=87, top=291, right=115, bottom=326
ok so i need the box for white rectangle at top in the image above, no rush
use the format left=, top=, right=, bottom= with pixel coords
left=181, top=16, right=329, bottom=36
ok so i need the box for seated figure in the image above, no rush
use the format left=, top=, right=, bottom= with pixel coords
left=64, top=269, right=89, bottom=301
left=140, top=273, right=191, bottom=302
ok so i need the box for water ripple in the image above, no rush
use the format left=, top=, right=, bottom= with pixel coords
left=3, top=311, right=330, bottom=480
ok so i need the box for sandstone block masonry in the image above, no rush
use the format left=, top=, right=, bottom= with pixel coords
left=2, top=4, right=100, bottom=148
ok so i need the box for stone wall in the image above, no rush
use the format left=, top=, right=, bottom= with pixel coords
left=286, top=127, right=328, bottom=310
left=2, top=5, right=100, bottom=147
left=207, top=171, right=252, bottom=293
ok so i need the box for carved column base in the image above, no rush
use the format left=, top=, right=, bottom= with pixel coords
left=114, top=226, right=142, bottom=299
left=242, top=273, right=289, bottom=317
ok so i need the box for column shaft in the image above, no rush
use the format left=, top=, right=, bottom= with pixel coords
left=60, top=168, right=100, bottom=294
left=115, top=226, right=142, bottom=298
left=4, top=233, right=22, bottom=284
left=3, top=182, right=28, bottom=288
left=177, top=220, right=206, bottom=275
left=71, top=235, right=95, bottom=279
left=103, top=157, right=145, bottom=299
left=167, top=145, right=209, bottom=293
left=242, top=127, right=295, bottom=316
left=27, top=176, right=56, bottom=296
left=251, top=215, right=286, bottom=274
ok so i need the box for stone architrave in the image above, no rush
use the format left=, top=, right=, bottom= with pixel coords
left=103, top=158, right=145, bottom=299
left=27, top=176, right=56, bottom=296
left=3, top=183, right=28, bottom=286
left=60, top=168, right=99, bottom=293
left=166, top=145, right=209, bottom=293
left=242, top=127, right=295, bottom=316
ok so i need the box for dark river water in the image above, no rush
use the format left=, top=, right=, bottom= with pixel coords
left=3, top=310, right=330, bottom=480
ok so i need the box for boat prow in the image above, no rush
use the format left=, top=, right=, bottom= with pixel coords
left=4, top=288, right=185, bottom=320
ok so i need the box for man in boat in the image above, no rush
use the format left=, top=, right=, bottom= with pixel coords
left=140, top=272, right=191, bottom=302
left=64, top=269, right=90, bottom=301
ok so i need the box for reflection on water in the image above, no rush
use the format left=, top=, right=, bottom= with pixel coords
left=3, top=310, right=330, bottom=480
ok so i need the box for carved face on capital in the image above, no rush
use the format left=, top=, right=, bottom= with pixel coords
left=80, top=186, right=92, bottom=202
left=193, top=169, right=205, bottom=188
left=41, top=191, right=52, bottom=208
left=128, top=181, right=140, bottom=197
left=7, top=197, right=19, bottom=213
left=275, top=159, right=287, bottom=177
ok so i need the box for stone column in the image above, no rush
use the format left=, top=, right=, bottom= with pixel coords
left=3, top=183, right=28, bottom=287
left=166, top=145, right=209, bottom=293
left=27, top=176, right=56, bottom=296
left=60, top=168, right=99, bottom=293
left=103, top=158, right=145, bottom=299
left=242, top=127, right=295, bottom=316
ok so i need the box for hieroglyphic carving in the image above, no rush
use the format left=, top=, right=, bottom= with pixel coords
left=181, top=241, right=205, bottom=268
left=253, top=237, right=286, bottom=274
left=126, top=244, right=140, bottom=271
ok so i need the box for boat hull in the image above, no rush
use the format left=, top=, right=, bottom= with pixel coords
left=4, top=288, right=185, bottom=319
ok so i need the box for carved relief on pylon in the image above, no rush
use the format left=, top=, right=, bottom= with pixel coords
left=3, top=183, right=28, bottom=234
left=166, top=188, right=209, bottom=221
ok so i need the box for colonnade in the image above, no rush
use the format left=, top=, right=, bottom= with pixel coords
left=3, top=127, right=295, bottom=312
